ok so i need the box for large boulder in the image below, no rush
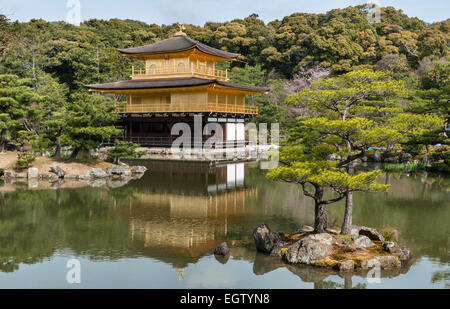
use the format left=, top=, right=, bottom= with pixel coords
left=283, top=233, right=333, bottom=265
left=253, top=223, right=281, bottom=254
left=27, top=167, right=39, bottom=179
left=358, top=226, right=385, bottom=242
left=353, top=235, right=375, bottom=249
left=88, top=168, right=107, bottom=179
left=49, top=165, right=66, bottom=178
left=213, top=242, right=230, bottom=257
left=130, top=166, right=147, bottom=174
left=106, top=165, right=131, bottom=177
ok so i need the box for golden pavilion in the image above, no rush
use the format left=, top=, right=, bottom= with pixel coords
left=85, top=26, right=268, bottom=147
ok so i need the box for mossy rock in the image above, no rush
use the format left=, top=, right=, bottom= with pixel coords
left=314, top=257, right=339, bottom=268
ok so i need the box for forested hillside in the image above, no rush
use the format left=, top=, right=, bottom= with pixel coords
left=0, top=5, right=448, bottom=159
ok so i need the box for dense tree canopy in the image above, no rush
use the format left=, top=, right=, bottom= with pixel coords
left=0, top=5, right=448, bottom=159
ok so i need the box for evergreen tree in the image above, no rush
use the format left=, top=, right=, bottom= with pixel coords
left=272, top=70, right=444, bottom=234
left=60, top=92, right=120, bottom=160
left=0, top=74, right=42, bottom=151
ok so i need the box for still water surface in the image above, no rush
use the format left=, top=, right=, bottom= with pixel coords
left=0, top=161, right=448, bottom=288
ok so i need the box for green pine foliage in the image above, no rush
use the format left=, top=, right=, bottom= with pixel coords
left=107, top=141, right=146, bottom=164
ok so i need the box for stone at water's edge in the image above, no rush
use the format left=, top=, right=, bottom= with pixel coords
left=88, top=168, right=108, bottom=179
left=213, top=242, right=230, bottom=257
left=336, top=260, right=355, bottom=272
left=253, top=223, right=281, bottom=254
left=283, top=233, right=332, bottom=265
left=49, top=165, right=66, bottom=178
left=383, top=241, right=401, bottom=253
left=27, top=168, right=39, bottom=179
left=15, top=172, right=27, bottom=178
left=361, top=255, right=401, bottom=269
left=400, top=246, right=413, bottom=261
left=4, top=170, right=15, bottom=179
left=130, top=166, right=147, bottom=174
left=64, top=174, right=79, bottom=180
left=106, top=165, right=131, bottom=176
left=270, top=241, right=288, bottom=257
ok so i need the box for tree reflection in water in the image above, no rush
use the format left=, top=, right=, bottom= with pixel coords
left=0, top=161, right=448, bottom=288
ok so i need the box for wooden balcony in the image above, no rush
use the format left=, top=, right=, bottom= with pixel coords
left=113, top=103, right=258, bottom=115
left=131, top=65, right=228, bottom=81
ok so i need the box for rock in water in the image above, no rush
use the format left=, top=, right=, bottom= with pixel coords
left=214, top=242, right=230, bottom=257
left=358, top=226, right=385, bottom=242
left=336, top=260, right=354, bottom=272
left=353, top=235, right=375, bottom=248
left=270, top=241, right=288, bottom=257
left=49, top=165, right=66, bottom=178
left=400, top=246, right=413, bottom=261
left=361, top=256, right=401, bottom=269
left=253, top=223, right=280, bottom=254
left=27, top=168, right=39, bottom=179
left=106, top=165, right=131, bottom=176
left=4, top=170, right=15, bottom=179
left=130, top=166, right=147, bottom=174
left=284, top=233, right=332, bottom=265
left=88, top=168, right=107, bottom=179
left=383, top=241, right=401, bottom=253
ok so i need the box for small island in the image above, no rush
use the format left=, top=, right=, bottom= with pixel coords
left=253, top=223, right=413, bottom=272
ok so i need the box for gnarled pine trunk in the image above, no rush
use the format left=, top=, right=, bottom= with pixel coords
left=0, top=129, right=7, bottom=152
left=314, top=202, right=326, bottom=233
left=341, top=161, right=355, bottom=234
left=68, top=147, right=80, bottom=161
left=314, top=186, right=326, bottom=233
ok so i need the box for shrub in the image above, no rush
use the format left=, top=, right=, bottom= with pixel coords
left=380, top=226, right=399, bottom=242
left=14, top=152, right=36, bottom=170
left=107, top=140, right=145, bottom=164
left=0, top=168, right=4, bottom=177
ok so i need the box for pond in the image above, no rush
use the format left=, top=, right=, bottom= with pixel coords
left=0, top=161, right=448, bottom=289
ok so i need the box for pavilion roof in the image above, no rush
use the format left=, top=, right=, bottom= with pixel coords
left=85, top=77, right=269, bottom=93
left=118, top=34, right=240, bottom=59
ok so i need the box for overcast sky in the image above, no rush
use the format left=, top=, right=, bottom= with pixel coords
left=1, top=0, right=448, bottom=25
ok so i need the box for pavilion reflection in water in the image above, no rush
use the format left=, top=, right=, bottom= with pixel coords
left=122, top=160, right=258, bottom=275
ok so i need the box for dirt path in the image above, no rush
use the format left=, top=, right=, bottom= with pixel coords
left=0, top=151, right=112, bottom=174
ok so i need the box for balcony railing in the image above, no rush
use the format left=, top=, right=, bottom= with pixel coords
left=131, top=65, right=228, bottom=81
left=112, top=103, right=258, bottom=115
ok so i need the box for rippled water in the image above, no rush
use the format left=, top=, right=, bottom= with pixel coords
left=0, top=161, right=448, bottom=289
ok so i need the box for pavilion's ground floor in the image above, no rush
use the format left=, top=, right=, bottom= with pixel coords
left=108, top=113, right=252, bottom=148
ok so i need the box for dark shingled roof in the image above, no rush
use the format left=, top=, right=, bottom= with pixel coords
left=118, top=35, right=240, bottom=59
left=85, top=77, right=269, bottom=93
